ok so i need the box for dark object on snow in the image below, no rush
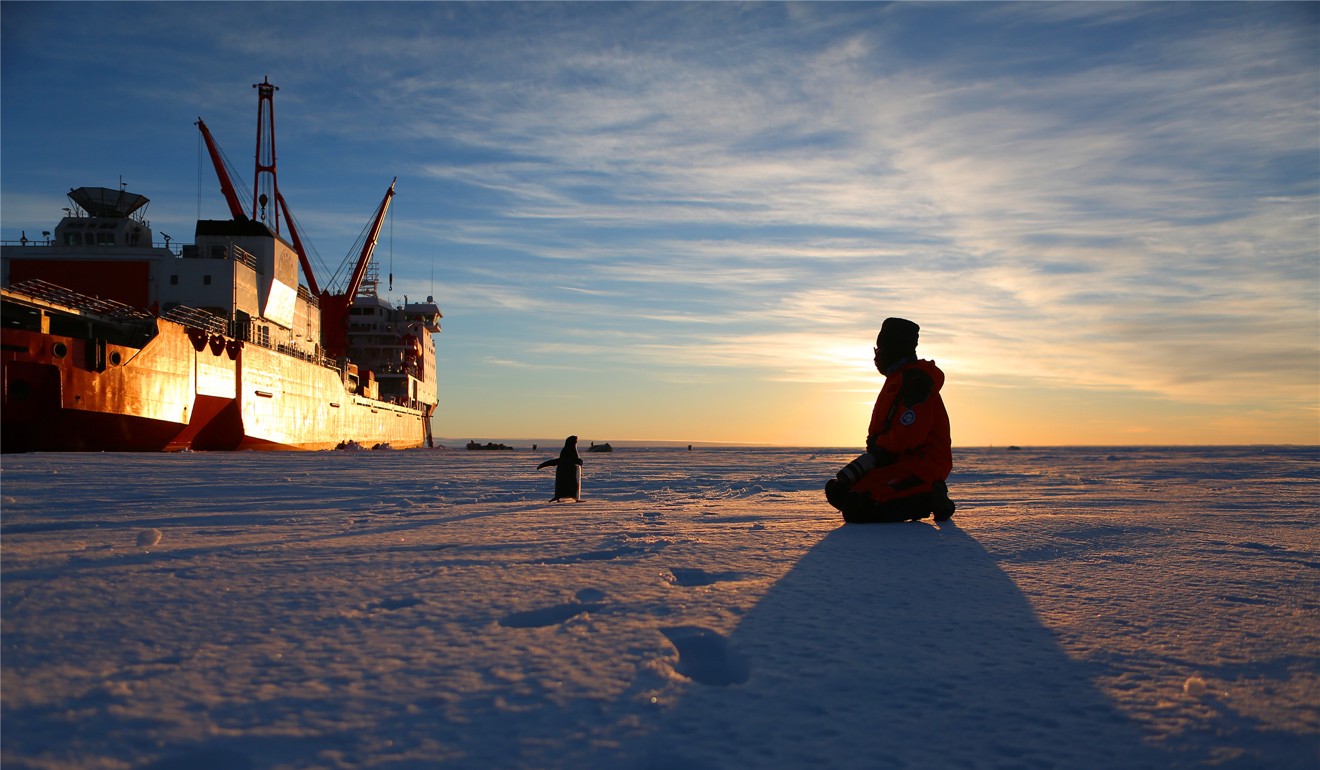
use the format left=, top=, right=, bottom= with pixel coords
left=467, top=441, right=513, bottom=451
left=537, top=435, right=584, bottom=501
left=586, top=442, right=613, bottom=453
left=932, top=479, right=956, bottom=521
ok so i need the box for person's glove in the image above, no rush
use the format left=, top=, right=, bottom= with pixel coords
left=835, top=452, right=877, bottom=486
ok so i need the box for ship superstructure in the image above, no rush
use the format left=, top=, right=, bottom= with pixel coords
left=0, top=80, right=441, bottom=452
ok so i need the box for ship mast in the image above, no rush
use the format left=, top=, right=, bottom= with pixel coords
left=252, top=76, right=281, bottom=233
left=197, top=78, right=320, bottom=295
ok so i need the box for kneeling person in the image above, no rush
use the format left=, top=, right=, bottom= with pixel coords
left=826, top=317, right=956, bottom=523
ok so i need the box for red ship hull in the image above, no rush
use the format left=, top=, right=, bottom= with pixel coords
left=1, top=287, right=433, bottom=453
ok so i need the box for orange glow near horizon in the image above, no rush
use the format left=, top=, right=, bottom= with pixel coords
left=436, top=373, right=1320, bottom=448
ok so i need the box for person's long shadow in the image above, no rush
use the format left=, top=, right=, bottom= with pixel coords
left=626, top=521, right=1167, bottom=769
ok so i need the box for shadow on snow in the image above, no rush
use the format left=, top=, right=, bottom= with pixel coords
left=618, top=520, right=1168, bottom=769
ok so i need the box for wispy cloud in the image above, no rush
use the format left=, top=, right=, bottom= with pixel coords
left=2, top=2, right=1314, bottom=442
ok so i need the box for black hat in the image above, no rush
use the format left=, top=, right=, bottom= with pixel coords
left=877, top=317, right=919, bottom=351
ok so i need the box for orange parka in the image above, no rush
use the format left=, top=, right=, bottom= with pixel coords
left=853, top=358, right=952, bottom=498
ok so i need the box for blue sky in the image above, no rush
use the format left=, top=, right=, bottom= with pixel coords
left=3, top=2, right=1316, bottom=446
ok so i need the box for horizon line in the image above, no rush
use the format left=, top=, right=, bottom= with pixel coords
left=436, top=437, right=1319, bottom=450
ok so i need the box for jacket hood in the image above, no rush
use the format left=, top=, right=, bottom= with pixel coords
left=907, top=358, right=946, bottom=392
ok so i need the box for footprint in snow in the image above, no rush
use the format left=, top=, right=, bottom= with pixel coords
left=575, top=587, right=607, bottom=603
left=667, top=567, right=745, bottom=587
left=661, top=626, right=749, bottom=686
left=500, top=601, right=601, bottom=629
left=364, top=596, right=423, bottom=612
left=540, top=543, right=664, bottom=565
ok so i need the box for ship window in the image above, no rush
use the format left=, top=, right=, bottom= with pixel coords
left=203, top=275, right=212, bottom=285
left=97, top=232, right=116, bottom=245
left=170, top=275, right=179, bottom=285
left=64, top=233, right=79, bottom=246
left=210, top=246, right=226, bottom=260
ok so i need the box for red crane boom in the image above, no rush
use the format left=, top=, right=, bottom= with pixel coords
left=318, top=178, right=397, bottom=359
left=274, top=191, right=319, bottom=296
left=196, top=119, right=245, bottom=221
left=345, top=178, right=396, bottom=303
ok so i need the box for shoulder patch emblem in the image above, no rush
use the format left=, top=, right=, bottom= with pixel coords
left=900, top=409, right=917, bottom=426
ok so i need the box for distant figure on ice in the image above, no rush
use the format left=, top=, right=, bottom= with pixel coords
left=826, top=317, right=957, bottom=523
left=537, top=435, right=584, bottom=502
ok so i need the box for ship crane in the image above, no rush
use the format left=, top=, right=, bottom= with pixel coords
left=196, top=116, right=321, bottom=296
left=196, top=77, right=399, bottom=358
left=318, top=178, right=396, bottom=360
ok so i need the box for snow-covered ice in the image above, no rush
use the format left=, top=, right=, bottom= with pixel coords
left=1, top=446, right=1316, bottom=769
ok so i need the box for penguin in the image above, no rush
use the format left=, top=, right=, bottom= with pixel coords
left=537, top=435, right=584, bottom=502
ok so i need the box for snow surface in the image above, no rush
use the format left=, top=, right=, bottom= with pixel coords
left=1, top=446, right=1316, bottom=769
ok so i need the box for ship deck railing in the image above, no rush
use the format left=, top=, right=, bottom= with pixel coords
left=158, top=309, right=336, bottom=369
left=1, top=238, right=184, bottom=256
left=3, top=279, right=369, bottom=381
left=297, top=284, right=320, bottom=307
left=5, top=279, right=155, bottom=321
left=230, top=245, right=258, bottom=271
left=274, top=342, right=335, bottom=368
left=162, top=304, right=229, bottom=335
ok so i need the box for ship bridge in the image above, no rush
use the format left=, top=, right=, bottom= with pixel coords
left=68, top=187, right=150, bottom=220
left=402, top=296, right=442, bottom=334
left=54, top=187, right=155, bottom=249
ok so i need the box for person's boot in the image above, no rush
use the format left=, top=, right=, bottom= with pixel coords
left=932, top=479, right=956, bottom=522
left=825, top=478, right=847, bottom=511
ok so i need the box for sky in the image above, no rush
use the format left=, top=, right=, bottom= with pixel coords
left=2, top=2, right=1316, bottom=447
